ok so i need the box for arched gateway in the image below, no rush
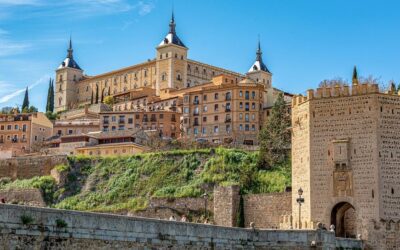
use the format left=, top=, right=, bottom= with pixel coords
left=330, top=202, right=356, bottom=238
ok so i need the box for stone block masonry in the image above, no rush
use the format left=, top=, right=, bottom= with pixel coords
left=0, top=204, right=362, bottom=249
left=0, top=155, right=67, bottom=180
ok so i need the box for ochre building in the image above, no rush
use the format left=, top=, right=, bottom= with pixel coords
left=291, top=80, right=400, bottom=249
left=0, top=113, right=53, bottom=157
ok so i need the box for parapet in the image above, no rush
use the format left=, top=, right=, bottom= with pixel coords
left=292, top=83, right=382, bottom=107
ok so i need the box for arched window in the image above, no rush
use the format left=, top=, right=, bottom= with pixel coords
left=161, top=73, right=167, bottom=81
left=144, top=69, right=148, bottom=77
left=177, top=74, right=182, bottom=81
left=59, top=74, right=63, bottom=81
left=58, top=97, right=62, bottom=106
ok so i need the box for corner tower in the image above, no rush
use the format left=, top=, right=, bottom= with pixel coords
left=246, top=39, right=272, bottom=89
left=55, top=38, right=83, bottom=112
left=155, top=12, right=188, bottom=95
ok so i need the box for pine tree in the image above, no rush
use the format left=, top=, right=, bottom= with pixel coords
left=95, top=84, right=99, bottom=104
left=258, top=93, right=291, bottom=168
left=22, top=87, right=29, bottom=111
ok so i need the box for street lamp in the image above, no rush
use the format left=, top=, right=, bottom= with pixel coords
left=201, top=192, right=209, bottom=219
left=296, top=188, right=305, bottom=229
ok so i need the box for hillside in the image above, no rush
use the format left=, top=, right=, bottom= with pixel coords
left=0, top=148, right=290, bottom=213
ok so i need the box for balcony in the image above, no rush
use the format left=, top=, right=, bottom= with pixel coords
left=118, top=119, right=125, bottom=124
left=142, top=118, right=149, bottom=122
left=103, top=120, right=109, bottom=125
left=225, top=118, right=232, bottom=123
left=193, top=100, right=199, bottom=105
left=225, top=108, right=231, bottom=112
left=193, top=122, right=199, bottom=126
left=150, top=117, right=157, bottom=122
left=193, top=112, right=199, bottom=116
left=225, top=96, right=231, bottom=101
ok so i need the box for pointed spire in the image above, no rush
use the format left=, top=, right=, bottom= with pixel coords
left=256, top=35, right=262, bottom=61
left=67, top=36, right=73, bottom=59
left=169, top=10, right=176, bottom=34
left=352, top=66, right=358, bottom=85
left=248, top=37, right=270, bottom=73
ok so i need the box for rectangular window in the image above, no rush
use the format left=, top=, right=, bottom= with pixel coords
left=14, top=125, right=18, bottom=130
left=245, top=124, right=250, bottom=131
left=0, top=125, right=4, bottom=130
left=203, top=95, right=207, bottom=101
left=203, top=105, right=208, bottom=112
left=252, top=103, right=256, bottom=109
left=159, top=114, right=164, bottom=119
left=202, top=127, right=206, bottom=134
left=245, top=103, right=249, bottom=111
left=245, top=114, right=249, bottom=122
left=203, top=116, right=207, bottom=122
left=239, top=124, right=243, bottom=131
left=214, top=115, right=218, bottom=121
left=128, top=118, right=133, bottom=124
left=239, top=102, right=243, bottom=109
left=214, top=93, right=219, bottom=100
left=214, top=104, right=219, bottom=111
left=184, top=107, right=189, bottom=113
left=214, top=126, right=219, bottom=133
left=194, top=127, right=198, bottom=135
left=112, top=116, right=116, bottom=122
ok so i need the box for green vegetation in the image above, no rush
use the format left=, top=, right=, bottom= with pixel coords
left=20, top=214, right=34, bottom=225
left=0, top=176, right=57, bottom=204
left=55, top=164, right=69, bottom=172
left=2, top=148, right=291, bottom=214
left=55, top=218, right=68, bottom=228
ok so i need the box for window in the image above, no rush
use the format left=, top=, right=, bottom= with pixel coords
left=214, top=115, right=219, bottom=121
left=245, top=91, right=249, bottom=100
left=112, top=126, right=116, bottom=131
left=112, top=116, right=116, bottom=122
left=245, top=103, right=249, bottom=111
left=184, top=96, right=189, bottom=103
left=252, top=91, right=256, bottom=99
left=252, top=103, right=256, bottom=109
left=203, top=116, right=207, bottom=122
left=119, top=125, right=124, bottom=130
left=239, top=113, right=243, bottom=120
left=7, top=125, right=11, bottom=130
left=245, top=124, right=250, bottom=131
left=135, top=114, right=140, bottom=119
left=202, top=127, right=206, bottom=134
left=214, top=93, right=219, bottom=100
left=159, top=114, right=164, bottom=119
left=203, top=105, right=208, bottom=112
left=194, top=96, right=199, bottom=104
left=251, top=124, right=256, bottom=131
left=14, top=125, right=18, bottom=130
left=239, top=102, right=243, bottom=109
left=0, top=125, right=4, bottom=130
left=226, top=124, right=231, bottom=133
left=68, top=129, right=73, bottom=135
left=251, top=114, right=255, bottom=120
left=239, top=124, right=243, bottom=130
left=177, top=74, right=182, bottom=81
left=226, top=92, right=231, bottom=100
left=22, top=125, right=26, bottom=132
left=214, top=126, right=219, bottom=133
left=184, top=107, right=189, bottom=113
left=128, top=118, right=133, bottom=124
left=194, top=127, right=198, bottom=135
left=239, top=91, right=243, bottom=97
left=214, top=104, right=219, bottom=111
left=245, top=113, right=249, bottom=122
left=203, top=95, right=207, bottom=101
left=226, top=103, right=231, bottom=111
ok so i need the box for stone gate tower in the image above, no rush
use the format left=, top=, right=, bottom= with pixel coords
left=55, top=38, right=83, bottom=112
left=291, top=78, right=400, bottom=249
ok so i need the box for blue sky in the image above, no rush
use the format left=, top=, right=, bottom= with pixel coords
left=0, top=0, right=399, bottom=111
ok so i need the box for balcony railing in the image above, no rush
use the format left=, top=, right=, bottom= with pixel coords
left=225, top=108, right=231, bottom=112
left=193, top=122, right=199, bottom=126
left=225, top=118, right=232, bottom=123
left=142, top=118, right=148, bottom=122
left=103, top=120, right=109, bottom=125
left=193, top=112, right=199, bottom=116
left=193, top=100, right=199, bottom=105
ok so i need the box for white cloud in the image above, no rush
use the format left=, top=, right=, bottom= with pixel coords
left=0, top=28, right=31, bottom=57
left=0, top=75, right=48, bottom=104
left=134, top=1, right=155, bottom=16
left=0, top=0, right=40, bottom=5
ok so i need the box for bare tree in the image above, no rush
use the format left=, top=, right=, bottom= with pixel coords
left=319, top=77, right=348, bottom=88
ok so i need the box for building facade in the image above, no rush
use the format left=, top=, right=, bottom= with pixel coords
left=0, top=113, right=53, bottom=157
left=182, top=75, right=264, bottom=145
left=291, top=82, right=400, bottom=249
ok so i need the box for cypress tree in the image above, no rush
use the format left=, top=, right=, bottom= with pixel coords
left=352, top=66, right=358, bottom=84
left=101, top=88, right=105, bottom=103
left=22, top=87, right=29, bottom=111
left=91, top=90, right=94, bottom=104
left=95, top=84, right=99, bottom=104
left=46, top=78, right=52, bottom=112
left=49, top=79, right=54, bottom=112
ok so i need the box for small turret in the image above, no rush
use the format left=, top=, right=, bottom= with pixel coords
left=158, top=11, right=186, bottom=48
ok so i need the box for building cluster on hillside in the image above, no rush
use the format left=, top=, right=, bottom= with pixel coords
left=0, top=13, right=292, bottom=158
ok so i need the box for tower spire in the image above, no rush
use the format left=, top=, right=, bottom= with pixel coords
left=67, top=36, right=73, bottom=59
left=256, top=35, right=262, bottom=61
left=169, top=10, right=176, bottom=34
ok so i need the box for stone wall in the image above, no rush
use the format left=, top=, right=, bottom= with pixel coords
left=0, top=155, right=67, bottom=180
left=0, top=188, right=45, bottom=207
left=133, top=197, right=213, bottom=223
left=213, top=185, right=240, bottom=227
left=0, top=204, right=363, bottom=249
left=243, top=192, right=292, bottom=229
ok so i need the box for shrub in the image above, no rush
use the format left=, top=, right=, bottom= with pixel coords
left=55, top=218, right=68, bottom=228
left=21, top=214, right=34, bottom=225
left=55, top=164, right=69, bottom=172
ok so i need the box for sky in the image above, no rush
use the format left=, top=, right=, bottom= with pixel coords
left=0, top=0, right=400, bottom=111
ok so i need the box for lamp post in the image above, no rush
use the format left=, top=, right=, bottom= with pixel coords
left=201, top=192, right=209, bottom=219
left=296, top=188, right=304, bottom=229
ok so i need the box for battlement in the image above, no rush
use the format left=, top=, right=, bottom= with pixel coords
left=291, top=83, right=398, bottom=107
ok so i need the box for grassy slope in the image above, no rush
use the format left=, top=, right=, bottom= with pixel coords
left=0, top=148, right=291, bottom=213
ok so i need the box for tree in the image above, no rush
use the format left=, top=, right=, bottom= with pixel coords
left=95, top=84, right=99, bottom=104
left=46, top=78, right=53, bottom=112
left=49, top=78, right=54, bottom=112
left=22, top=87, right=29, bottom=110
left=101, top=88, right=105, bottom=103
left=91, top=90, right=94, bottom=104
left=104, top=96, right=114, bottom=106
left=319, top=77, right=348, bottom=88
left=258, top=93, right=291, bottom=168
left=28, top=106, right=38, bottom=113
